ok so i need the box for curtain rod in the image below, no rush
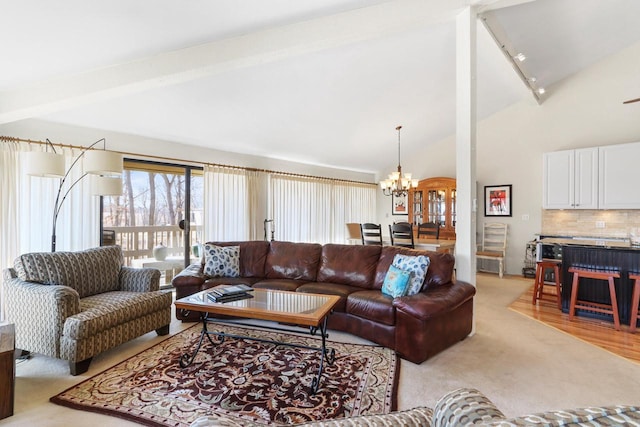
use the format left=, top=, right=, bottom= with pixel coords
left=1, top=135, right=377, bottom=187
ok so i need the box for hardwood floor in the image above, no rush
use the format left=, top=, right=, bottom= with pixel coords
left=509, top=282, right=640, bottom=364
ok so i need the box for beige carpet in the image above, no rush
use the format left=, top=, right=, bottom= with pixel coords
left=5, top=274, right=640, bottom=426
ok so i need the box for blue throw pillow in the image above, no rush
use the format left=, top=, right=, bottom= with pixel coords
left=392, top=253, right=430, bottom=295
left=381, top=264, right=411, bottom=298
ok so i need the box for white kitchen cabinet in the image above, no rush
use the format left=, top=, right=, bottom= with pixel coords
left=543, top=148, right=598, bottom=209
left=598, top=142, right=640, bottom=209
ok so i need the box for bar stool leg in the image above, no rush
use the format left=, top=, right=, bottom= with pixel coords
left=607, top=276, right=621, bottom=331
left=553, top=264, right=562, bottom=310
left=532, top=263, right=543, bottom=305
left=569, top=271, right=580, bottom=321
left=630, top=276, right=640, bottom=334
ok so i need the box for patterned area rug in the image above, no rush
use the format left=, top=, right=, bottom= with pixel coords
left=51, top=323, right=399, bottom=426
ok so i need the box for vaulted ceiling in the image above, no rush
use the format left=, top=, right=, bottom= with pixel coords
left=2, top=0, right=640, bottom=175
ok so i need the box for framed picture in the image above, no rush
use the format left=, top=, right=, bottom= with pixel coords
left=392, top=193, right=408, bottom=215
left=484, top=184, right=512, bottom=217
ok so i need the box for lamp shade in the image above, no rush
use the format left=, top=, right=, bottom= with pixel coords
left=83, top=150, right=123, bottom=176
left=92, top=176, right=123, bottom=196
left=24, top=151, right=65, bottom=177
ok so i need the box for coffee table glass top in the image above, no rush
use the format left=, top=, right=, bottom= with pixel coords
left=175, top=288, right=340, bottom=327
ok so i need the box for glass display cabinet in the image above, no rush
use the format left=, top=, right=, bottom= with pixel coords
left=408, top=177, right=456, bottom=240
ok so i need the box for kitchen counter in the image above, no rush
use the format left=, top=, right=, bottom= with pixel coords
left=557, top=244, right=640, bottom=328
left=539, top=237, right=638, bottom=250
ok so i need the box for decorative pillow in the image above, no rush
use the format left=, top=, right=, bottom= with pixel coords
left=203, top=244, right=240, bottom=278
left=392, top=253, right=430, bottom=296
left=381, top=264, right=411, bottom=298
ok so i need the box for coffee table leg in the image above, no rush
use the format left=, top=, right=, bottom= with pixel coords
left=179, top=313, right=222, bottom=368
left=310, top=316, right=336, bottom=394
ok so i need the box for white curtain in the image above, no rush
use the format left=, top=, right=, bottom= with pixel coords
left=1, top=141, right=100, bottom=319
left=203, top=166, right=267, bottom=241
left=269, top=176, right=376, bottom=244
left=330, top=182, right=377, bottom=243
left=19, top=145, right=100, bottom=252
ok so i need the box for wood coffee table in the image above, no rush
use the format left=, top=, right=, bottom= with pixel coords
left=174, top=288, right=340, bottom=393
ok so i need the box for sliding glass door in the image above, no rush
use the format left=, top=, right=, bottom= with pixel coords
left=101, top=159, right=203, bottom=283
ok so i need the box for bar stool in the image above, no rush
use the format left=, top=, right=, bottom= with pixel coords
left=629, top=273, right=640, bottom=333
left=568, top=267, right=621, bottom=331
left=532, top=260, right=562, bottom=309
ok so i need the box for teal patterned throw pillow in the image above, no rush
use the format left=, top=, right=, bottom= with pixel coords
left=392, top=253, right=430, bottom=295
left=203, top=244, right=240, bottom=278
left=382, top=264, right=411, bottom=298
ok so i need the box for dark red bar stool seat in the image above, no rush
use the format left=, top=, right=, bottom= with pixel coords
left=532, top=260, right=562, bottom=309
left=629, top=273, right=640, bottom=333
left=568, top=267, right=621, bottom=331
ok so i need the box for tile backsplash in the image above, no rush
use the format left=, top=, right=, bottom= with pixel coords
left=542, top=210, right=640, bottom=239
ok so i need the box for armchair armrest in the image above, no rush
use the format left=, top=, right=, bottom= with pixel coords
left=432, top=388, right=505, bottom=427
left=3, top=271, right=80, bottom=357
left=119, top=266, right=161, bottom=292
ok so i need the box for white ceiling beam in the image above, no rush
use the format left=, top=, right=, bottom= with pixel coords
left=0, top=0, right=471, bottom=125
left=474, top=0, right=538, bottom=14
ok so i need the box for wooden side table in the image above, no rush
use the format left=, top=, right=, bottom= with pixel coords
left=0, top=322, right=15, bottom=419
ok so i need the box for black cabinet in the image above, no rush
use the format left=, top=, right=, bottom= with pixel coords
left=561, top=245, right=640, bottom=326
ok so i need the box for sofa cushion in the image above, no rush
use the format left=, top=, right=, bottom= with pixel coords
left=252, top=279, right=306, bottom=292
left=347, top=290, right=395, bottom=326
left=297, top=282, right=363, bottom=312
left=205, top=241, right=270, bottom=278
left=14, top=246, right=123, bottom=298
left=203, top=244, right=240, bottom=278
left=264, top=241, right=322, bottom=281
left=381, top=265, right=411, bottom=298
left=316, top=244, right=381, bottom=289
left=392, top=254, right=430, bottom=296
left=63, top=290, right=173, bottom=340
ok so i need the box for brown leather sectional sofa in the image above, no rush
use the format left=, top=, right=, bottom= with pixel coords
left=171, top=240, right=476, bottom=364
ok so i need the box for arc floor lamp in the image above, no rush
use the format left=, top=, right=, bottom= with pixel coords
left=25, top=138, right=123, bottom=252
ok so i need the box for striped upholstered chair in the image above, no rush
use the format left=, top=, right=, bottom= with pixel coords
left=2, top=245, right=172, bottom=375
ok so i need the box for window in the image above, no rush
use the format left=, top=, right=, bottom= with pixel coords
left=101, top=160, right=203, bottom=272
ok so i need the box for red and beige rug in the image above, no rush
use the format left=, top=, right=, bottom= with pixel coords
left=51, top=323, right=399, bottom=426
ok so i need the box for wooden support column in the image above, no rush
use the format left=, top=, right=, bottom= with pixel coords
left=455, top=6, right=478, bottom=289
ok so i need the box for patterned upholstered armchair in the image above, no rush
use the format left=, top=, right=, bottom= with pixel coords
left=2, top=245, right=172, bottom=375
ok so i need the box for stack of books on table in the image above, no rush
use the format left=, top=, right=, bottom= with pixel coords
left=206, top=284, right=254, bottom=303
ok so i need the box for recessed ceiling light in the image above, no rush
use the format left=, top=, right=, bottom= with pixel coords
left=537, top=87, right=546, bottom=95
left=514, top=52, right=526, bottom=62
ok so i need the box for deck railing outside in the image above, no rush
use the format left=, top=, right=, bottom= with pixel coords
left=105, top=225, right=203, bottom=265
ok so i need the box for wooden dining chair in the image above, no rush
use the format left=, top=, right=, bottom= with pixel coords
left=417, top=222, right=440, bottom=240
left=476, top=222, right=508, bottom=278
left=389, top=222, right=415, bottom=248
left=360, top=223, right=383, bottom=245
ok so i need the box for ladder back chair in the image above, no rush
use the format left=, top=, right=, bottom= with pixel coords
left=389, top=222, right=415, bottom=248
left=360, top=223, right=383, bottom=245
left=417, top=222, right=440, bottom=240
left=476, top=222, right=508, bottom=278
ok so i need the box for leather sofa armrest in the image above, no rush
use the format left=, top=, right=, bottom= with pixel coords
left=120, top=266, right=161, bottom=292
left=172, top=263, right=207, bottom=288
left=393, top=281, right=476, bottom=321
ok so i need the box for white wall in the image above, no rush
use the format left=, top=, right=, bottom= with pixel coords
left=0, top=118, right=376, bottom=184
left=377, top=39, right=640, bottom=275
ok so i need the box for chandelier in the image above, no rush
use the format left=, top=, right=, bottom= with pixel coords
left=379, top=125, right=418, bottom=197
